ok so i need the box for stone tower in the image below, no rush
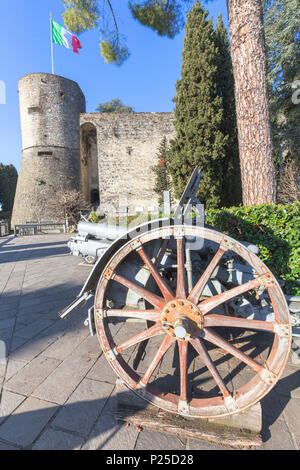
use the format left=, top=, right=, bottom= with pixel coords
left=11, top=73, right=86, bottom=226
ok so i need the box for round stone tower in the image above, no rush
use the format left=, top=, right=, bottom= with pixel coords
left=11, top=73, right=86, bottom=226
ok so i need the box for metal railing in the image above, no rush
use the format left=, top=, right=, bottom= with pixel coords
left=14, top=222, right=66, bottom=236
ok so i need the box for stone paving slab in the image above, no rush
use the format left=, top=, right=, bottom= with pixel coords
left=42, top=324, right=90, bottom=361
left=81, top=390, right=140, bottom=451
left=13, top=318, right=55, bottom=340
left=1, top=358, right=28, bottom=382
left=277, top=396, right=300, bottom=448
left=258, top=416, right=296, bottom=450
left=32, top=427, right=84, bottom=450
left=51, top=378, right=114, bottom=437
left=0, top=390, right=26, bottom=424
left=4, top=356, right=61, bottom=396
left=87, top=353, right=121, bottom=384
left=0, top=234, right=299, bottom=451
left=0, top=396, right=58, bottom=448
left=32, top=336, right=101, bottom=405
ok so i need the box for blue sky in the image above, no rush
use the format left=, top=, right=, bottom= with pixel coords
left=0, top=0, right=228, bottom=171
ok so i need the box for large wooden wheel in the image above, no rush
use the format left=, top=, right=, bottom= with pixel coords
left=94, top=225, right=291, bottom=418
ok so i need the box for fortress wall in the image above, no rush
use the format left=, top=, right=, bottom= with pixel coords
left=80, top=112, right=175, bottom=213
left=12, top=73, right=176, bottom=226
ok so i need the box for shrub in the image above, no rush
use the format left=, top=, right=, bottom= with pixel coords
left=88, top=211, right=106, bottom=223
left=206, top=202, right=300, bottom=296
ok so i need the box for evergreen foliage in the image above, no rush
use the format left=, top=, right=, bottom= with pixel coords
left=0, top=163, right=18, bottom=212
left=263, top=0, right=300, bottom=168
left=206, top=202, right=300, bottom=296
left=152, top=136, right=171, bottom=204
left=62, top=0, right=99, bottom=35
left=62, top=0, right=129, bottom=65
left=61, top=0, right=192, bottom=65
left=214, top=13, right=241, bottom=206
left=99, top=39, right=129, bottom=66
left=96, top=98, right=134, bottom=113
left=129, top=0, right=191, bottom=38
left=168, top=1, right=239, bottom=209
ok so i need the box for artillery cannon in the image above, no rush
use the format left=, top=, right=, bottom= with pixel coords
left=60, top=167, right=299, bottom=419
left=68, top=219, right=127, bottom=265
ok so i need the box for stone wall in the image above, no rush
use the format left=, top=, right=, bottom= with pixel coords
left=80, top=112, right=175, bottom=213
left=12, top=73, right=176, bottom=226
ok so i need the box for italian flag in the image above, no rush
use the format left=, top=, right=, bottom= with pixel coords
left=51, top=20, right=82, bottom=54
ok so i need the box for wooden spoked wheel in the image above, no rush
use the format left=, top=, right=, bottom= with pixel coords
left=94, top=225, right=291, bottom=418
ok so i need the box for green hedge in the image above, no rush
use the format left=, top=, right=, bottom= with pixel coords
left=206, top=202, right=300, bottom=296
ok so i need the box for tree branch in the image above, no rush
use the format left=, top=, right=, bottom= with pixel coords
left=105, top=0, right=119, bottom=45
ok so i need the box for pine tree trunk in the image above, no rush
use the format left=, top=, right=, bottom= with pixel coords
left=227, top=0, right=276, bottom=205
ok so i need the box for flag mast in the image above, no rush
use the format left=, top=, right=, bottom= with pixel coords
left=50, top=12, right=54, bottom=74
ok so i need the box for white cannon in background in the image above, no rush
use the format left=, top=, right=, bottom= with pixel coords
left=61, top=167, right=300, bottom=419
left=68, top=220, right=128, bottom=265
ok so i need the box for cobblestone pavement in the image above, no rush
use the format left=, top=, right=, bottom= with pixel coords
left=0, top=234, right=299, bottom=450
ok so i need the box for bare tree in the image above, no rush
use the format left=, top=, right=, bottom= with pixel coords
left=49, top=189, right=90, bottom=231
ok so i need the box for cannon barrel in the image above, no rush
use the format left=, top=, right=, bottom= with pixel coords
left=77, top=220, right=128, bottom=240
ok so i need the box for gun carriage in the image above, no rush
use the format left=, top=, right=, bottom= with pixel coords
left=60, top=168, right=299, bottom=418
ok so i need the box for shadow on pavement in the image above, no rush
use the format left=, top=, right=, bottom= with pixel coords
left=0, top=246, right=70, bottom=264
left=0, top=240, right=67, bottom=252
left=261, top=370, right=300, bottom=442
left=0, top=236, right=16, bottom=249
left=0, top=390, right=146, bottom=450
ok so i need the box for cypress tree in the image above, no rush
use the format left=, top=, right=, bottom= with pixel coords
left=152, top=136, right=171, bottom=205
left=0, top=163, right=18, bottom=212
left=214, top=13, right=242, bottom=206
left=168, top=1, right=228, bottom=209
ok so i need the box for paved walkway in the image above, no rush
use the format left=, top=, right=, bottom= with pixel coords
left=0, top=234, right=299, bottom=450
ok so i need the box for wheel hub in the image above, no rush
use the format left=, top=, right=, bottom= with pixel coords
left=161, top=299, right=203, bottom=340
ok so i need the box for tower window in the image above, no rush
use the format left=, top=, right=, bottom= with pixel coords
left=28, top=105, right=41, bottom=113
left=127, top=147, right=133, bottom=156
left=38, top=151, right=53, bottom=157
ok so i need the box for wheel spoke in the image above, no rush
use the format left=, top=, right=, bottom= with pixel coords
left=199, top=275, right=265, bottom=315
left=203, top=328, right=263, bottom=373
left=116, top=322, right=164, bottom=354
left=204, top=314, right=275, bottom=332
left=188, top=246, right=226, bottom=304
left=107, top=309, right=161, bottom=322
left=190, top=338, right=231, bottom=398
left=140, top=334, right=175, bottom=386
left=137, top=247, right=175, bottom=302
left=178, top=340, right=188, bottom=403
left=113, top=273, right=165, bottom=310
left=176, top=238, right=187, bottom=298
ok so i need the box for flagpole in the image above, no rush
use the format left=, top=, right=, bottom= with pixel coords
left=50, top=12, right=54, bottom=74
